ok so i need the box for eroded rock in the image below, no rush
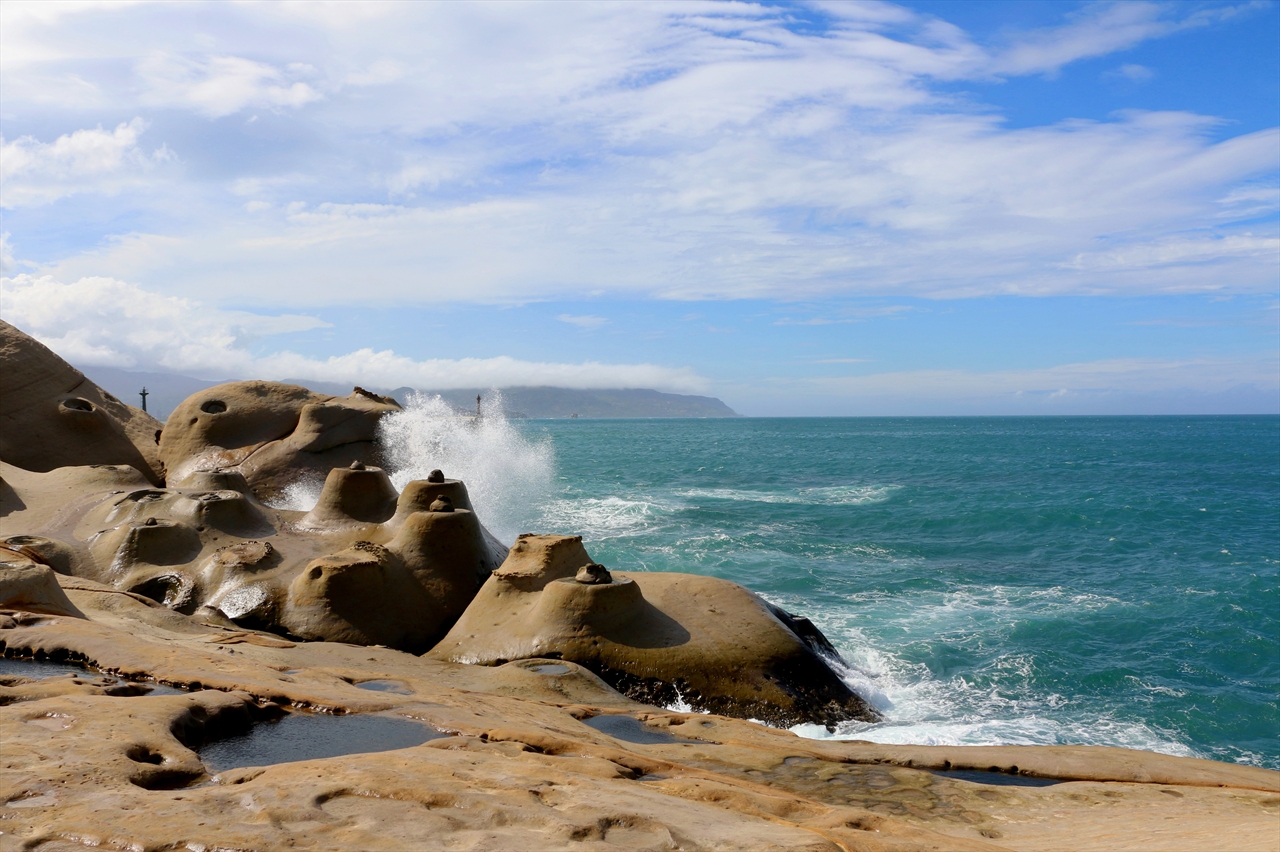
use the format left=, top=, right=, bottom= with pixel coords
left=0, top=320, right=163, bottom=484
left=429, top=534, right=880, bottom=728
left=158, top=380, right=402, bottom=502
left=2, top=461, right=506, bottom=652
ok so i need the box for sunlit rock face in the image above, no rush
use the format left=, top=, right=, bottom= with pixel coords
left=0, top=320, right=164, bottom=485
left=429, top=534, right=881, bottom=728
left=158, top=380, right=402, bottom=503
left=2, top=460, right=507, bottom=654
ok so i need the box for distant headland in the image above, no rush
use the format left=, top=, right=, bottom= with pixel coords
left=80, top=365, right=739, bottom=421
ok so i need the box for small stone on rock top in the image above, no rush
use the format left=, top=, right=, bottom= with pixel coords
left=575, top=563, right=612, bottom=585
left=349, top=461, right=366, bottom=470
left=429, top=496, right=454, bottom=513
left=427, top=469, right=445, bottom=483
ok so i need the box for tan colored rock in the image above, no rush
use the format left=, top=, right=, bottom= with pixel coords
left=0, top=574, right=1274, bottom=852
left=0, top=320, right=163, bottom=483
left=158, top=380, right=401, bottom=501
left=1, top=461, right=505, bottom=653
left=430, top=534, right=880, bottom=728
left=0, top=554, right=84, bottom=618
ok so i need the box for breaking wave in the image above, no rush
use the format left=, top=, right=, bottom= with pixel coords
left=377, top=391, right=556, bottom=542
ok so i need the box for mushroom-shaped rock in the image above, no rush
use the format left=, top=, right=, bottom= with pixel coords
left=428, top=535, right=879, bottom=728
left=158, top=381, right=401, bottom=502
left=393, top=477, right=475, bottom=518
left=302, top=464, right=398, bottom=526
left=282, top=542, right=434, bottom=649
left=0, top=554, right=86, bottom=618
left=0, top=320, right=164, bottom=484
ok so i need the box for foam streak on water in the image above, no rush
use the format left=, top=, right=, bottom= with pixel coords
left=378, top=392, right=555, bottom=542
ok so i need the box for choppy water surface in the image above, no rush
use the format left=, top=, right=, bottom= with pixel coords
left=499, top=416, right=1279, bottom=769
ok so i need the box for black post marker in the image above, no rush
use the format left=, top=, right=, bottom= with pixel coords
left=139, top=387, right=149, bottom=413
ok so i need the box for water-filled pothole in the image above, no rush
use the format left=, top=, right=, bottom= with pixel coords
left=0, top=657, right=186, bottom=695
left=582, top=715, right=699, bottom=745
left=353, top=679, right=413, bottom=694
left=200, top=713, right=447, bottom=773
left=931, top=769, right=1064, bottom=787
left=0, top=658, right=90, bottom=679
left=528, top=663, right=570, bottom=675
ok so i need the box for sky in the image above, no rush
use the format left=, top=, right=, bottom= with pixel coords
left=1, top=0, right=1276, bottom=416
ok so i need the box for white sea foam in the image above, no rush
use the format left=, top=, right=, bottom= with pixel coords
left=535, top=495, right=674, bottom=540
left=679, top=484, right=900, bottom=506
left=763, top=585, right=1200, bottom=759
left=268, top=473, right=326, bottom=512
left=376, top=391, right=556, bottom=542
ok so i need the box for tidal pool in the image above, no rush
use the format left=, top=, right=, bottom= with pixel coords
left=0, top=657, right=187, bottom=694
left=201, top=712, right=448, bottom=773
left=931, top=769, right=1063, bottom=787
left=582, top=715, right=699, bottom=745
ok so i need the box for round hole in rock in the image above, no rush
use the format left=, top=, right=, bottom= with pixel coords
left=126, top=746, right=165, bottom=765
left=200, top=400, right=227, bottom=414
left=60, top=398, right=95, bottom=412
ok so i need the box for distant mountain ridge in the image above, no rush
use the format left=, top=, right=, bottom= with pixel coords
left=79, top=366, right=739, bottom=421
left=417, top=387, right=739, bottom=419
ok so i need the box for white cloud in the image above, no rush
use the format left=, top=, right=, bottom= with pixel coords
left=557, top=314, right=609, bottom=329
left=0, top=119, right=172, bottom=207
left=0, top=273, right=706, bottom=392
left=0, top=1, right=1274, bottom=304
left=137, top=53, right=321, bottom=118
left=991, top=2, right=1176, bottom=76
left=1104, top=63, right=1156, bottom=84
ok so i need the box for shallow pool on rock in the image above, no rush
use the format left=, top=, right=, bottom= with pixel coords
left=200, top=713, right=448, bottom=773
left=0, top=658, right=91, bottom=679
left=0, top=657, right=187, bottom=695
left=582, top=715, right=699, bottom=745
left=930, top=769, right=1063, bottom=787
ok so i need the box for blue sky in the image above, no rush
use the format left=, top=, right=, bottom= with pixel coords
left=1, top=0, right=1276, bottom=415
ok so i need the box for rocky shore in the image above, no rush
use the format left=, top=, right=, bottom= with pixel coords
left=2, top=318, right=1277, bottom=851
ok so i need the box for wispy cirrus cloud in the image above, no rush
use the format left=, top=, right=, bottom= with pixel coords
left=557, top=314, right=609, bottom=329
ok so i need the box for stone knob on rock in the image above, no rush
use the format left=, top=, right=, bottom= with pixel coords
left=349, top=461, right=366, bottom=470
left=575, top=563, right=612, bottom=585
left=427, top=469, right=445, bottom=483
left=428, top=496, right=454, bottom=513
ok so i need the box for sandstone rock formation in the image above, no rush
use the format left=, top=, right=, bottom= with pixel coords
left=1, top=460, right=505, bottom=653
left=158, top=379, right=402, bottom=502
left=1, top=574, right=1276, bottom=852
left=429, top=534, right=880, bottom=728
left=0, top=320, right=164, bottom=484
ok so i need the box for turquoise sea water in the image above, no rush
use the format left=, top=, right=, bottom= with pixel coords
left=498, top=416, right=1278, bottom=769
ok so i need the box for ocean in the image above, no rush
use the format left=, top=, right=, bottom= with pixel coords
left=376, top=403, right=1279, bottom=770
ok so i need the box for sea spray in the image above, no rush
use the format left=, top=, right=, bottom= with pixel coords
left=377, top=391, right=556, bottom=543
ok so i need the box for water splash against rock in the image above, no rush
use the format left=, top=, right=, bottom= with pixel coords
left=377, top=392, right=555, bottom=543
